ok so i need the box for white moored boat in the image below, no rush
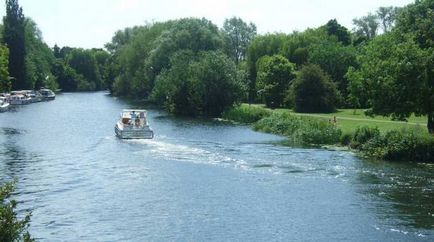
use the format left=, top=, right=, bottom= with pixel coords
left=115, top=109, right=154, bottom=139
left=0, top=97, right=9, bottom=112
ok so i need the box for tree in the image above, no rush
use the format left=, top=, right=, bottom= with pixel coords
left=346, top=33, right=433, bottom=132
left=222, top=17, right=257, bottom=64
left=66, top=48, right=102, bottom=91
left=2, top=0, right=27, bottom=90
left=246, top=33, right=287, bottom=102
left=395, top=0, right=434, bottom=49
left=292, top=64, right=339, bottom=113
left=0, top=44, right=10, bottom=92
left=51, top=59, right=81, bottom=91
left=0, top=181, right=34, bottom=242
left=308, top=39, right=357, bottom=103
left=24, top=18, right=56, bottom=89
left=352, top=13, right=379, bottom=43
left=256, top=55, right=296, bottom=108
left=377, top=6, right=399, bottom=33
left=152, top=50, right=244, bottom=116
left=324, top=19, right=351, bottom=45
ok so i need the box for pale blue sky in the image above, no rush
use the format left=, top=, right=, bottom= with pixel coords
left=0, top=0, right=414, bottom=49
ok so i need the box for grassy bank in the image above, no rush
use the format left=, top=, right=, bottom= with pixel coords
left=222, top=104, right=434, bottom=163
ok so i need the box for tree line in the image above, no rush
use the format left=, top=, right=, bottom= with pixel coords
left=0, top=0, right=109, bottom=93
left=0, top=0, right=432, bottom=132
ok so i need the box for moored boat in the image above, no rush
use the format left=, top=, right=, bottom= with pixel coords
left=9, top=93, right=31, bottom=105
left=39, top=88, right=55, bottom=101
left=115, top=109, right=154, bottom=139
left=0, top=97, right=9, bottom=112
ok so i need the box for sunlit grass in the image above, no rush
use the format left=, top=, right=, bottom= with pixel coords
left=242, top=103, right=427, bottom=134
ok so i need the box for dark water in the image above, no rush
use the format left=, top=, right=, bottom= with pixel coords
left=0, top=92, right=433, bottom=241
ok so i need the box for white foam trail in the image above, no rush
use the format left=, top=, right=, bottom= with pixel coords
left=127, top=139, right=249, bottom=170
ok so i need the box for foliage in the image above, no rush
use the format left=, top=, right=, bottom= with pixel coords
left=395, top=0, right=434, bottom=49
left=246, top=33, right=287, bottom=102
left=24, top=18, right=56, bottom=89
left=222, top=104, right=271, bottom=124
left=0, top=181, right=34, bottom=242
left=253, top=112, right=342, bottom=145
left=256, top=55, right=296, bottom=108
left=222, top=17, right=257, bottom=64
left=377, top=6, right=400, bottom=33
left=352, top=13, right=379, bottom=43
left=324, top=19, right=351, bottom=45
left=51, top=59, right=80, bottom=91
left=66, top=48, right=102, bottom=91
left=0, top=44, right=10, bottom=92
left=350, top=126, right=381, bottom=149
left=307, top=38, right=357, bottom=100
left=152, top=51, right=244, bottom=117
left=292, top=64, right=339, bottom=113
left=361, top=128, right=434, bottom=163
left=2, top=0, right=27, bottom=90
left=346, top=32, right=433, bottom=132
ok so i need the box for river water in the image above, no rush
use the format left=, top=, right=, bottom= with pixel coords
left=0, top=92, right=433, bottom=241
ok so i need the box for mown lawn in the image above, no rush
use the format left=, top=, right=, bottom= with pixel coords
left=242, top=104, right=427, bottom=134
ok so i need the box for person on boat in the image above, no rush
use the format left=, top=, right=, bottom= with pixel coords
left=131, top=111, right=137, bottom=119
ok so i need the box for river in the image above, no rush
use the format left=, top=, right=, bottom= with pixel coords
left=0, top=92, right=433, bottom=241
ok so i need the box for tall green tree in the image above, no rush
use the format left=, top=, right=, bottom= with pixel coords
left=256, top=55, right=296, bottom=108
left=308, top=39, right=357, bottom=103
left=24, top=19, right=56, bottom=90
left=222, top=17, right=257, bottom=64
left=352, top=13, right=379, bottom=43
left=292, top=64, right=339, bottom=113
left=66, top=48, right=102, bottom=91
left=246, top=33, right=287, bottom=102
left=377, top=6, right=399, bottom=33
left=152, top=50, right=244, bottom=116
left=0, top=44, right=10, bottom=92
left=346, top=33, right=433, bottom=132
left=324, top=19, right=351, bottom=45
left=2, top=0, right=27, bottom=90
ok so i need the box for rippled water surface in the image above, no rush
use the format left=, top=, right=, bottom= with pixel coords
left=1, top=92, right=433, bottom=241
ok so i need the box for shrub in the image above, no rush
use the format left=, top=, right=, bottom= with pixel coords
left=253, top=112, right=342, bottom=145
left=222, top=105, right=271, bottom=123
left=350, top=126, right=381, bottom=149
left=361, top=128, right=434, bottom=162
left=292, top=64, right=340, bottom=113
left=0, top=181, right=34, bottom=242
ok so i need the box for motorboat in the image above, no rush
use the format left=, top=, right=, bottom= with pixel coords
left=115, top=109, right=154, bottom=139
left=9, top=93, right=31, bottom=105
left=0, top=97, right=9, bottom=112
left=23, top=90, right=43, bottom=102
left=39, top=88, right=55, bottom=101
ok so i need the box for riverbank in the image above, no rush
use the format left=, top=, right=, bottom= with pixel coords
left=222, top=104, right=434, bottom=163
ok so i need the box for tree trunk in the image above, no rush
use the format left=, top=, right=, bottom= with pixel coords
left=428, top=113, right=434, bottom=134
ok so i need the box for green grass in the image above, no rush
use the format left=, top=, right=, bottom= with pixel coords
left=242, top=104, right=427, bottom=134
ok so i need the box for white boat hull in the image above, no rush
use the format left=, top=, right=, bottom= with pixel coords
left=0, top=103, right=9, bottom=112
left=115, top=122, right=154, bottom=139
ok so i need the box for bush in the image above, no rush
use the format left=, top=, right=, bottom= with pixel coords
left=292, top=64, right=340, bottom=113
left=350, top=126, right=381, bottom=149
left=222, top=105, right=271, bottom=123
left=253, top=112, right=342, bottom=145
left=362, top=128, right=434, bottom=162
left=340, top=133, right=352, bottom=146
left=0, top=181, right=34, bottom=242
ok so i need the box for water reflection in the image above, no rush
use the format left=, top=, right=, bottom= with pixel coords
left=0, top=127, right=41, bottom=182
left=356, top=159, right=434, bottom=232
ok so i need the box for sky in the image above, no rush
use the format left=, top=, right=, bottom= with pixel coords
left=0, top=0, right=414, bottom=49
